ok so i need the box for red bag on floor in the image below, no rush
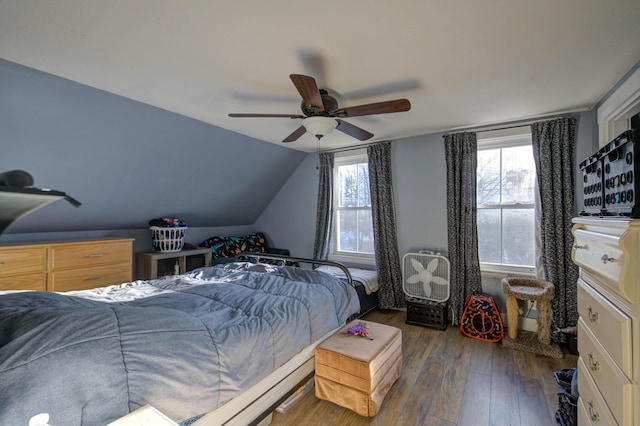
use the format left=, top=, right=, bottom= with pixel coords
left=460, top=293, right=504, bottom=342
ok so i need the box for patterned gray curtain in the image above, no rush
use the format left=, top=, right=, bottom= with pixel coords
left=531, top=118, right=579, bottom=334
left=444, top=132, right=483, bottom=325
left=313, top=152, right=334, bottom=260
left=367, top=142, right=405, bottom=309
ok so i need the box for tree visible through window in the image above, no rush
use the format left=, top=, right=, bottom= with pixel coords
left=477, top=135, right=536, bottom=272
left=333, top=152, right=374, bottom=258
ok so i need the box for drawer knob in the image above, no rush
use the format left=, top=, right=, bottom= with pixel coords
left=588, top=353, right=600, bottom=371
left=573, top=243, right=587, bottom=250
left=588, top=401, right=600, bottom=422
left=600, top=254, right=617, bottom=264
left=587, top=306, right=599, bottom=323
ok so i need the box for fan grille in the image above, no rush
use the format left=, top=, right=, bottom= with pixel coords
left=402, top=252, right=450, bottom=302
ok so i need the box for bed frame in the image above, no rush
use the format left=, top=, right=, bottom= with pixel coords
left=192, top=331, right=327, bottom=426
left=191, top=254, right=356, bottom=426
left=234, top=252, right=355, bottom=287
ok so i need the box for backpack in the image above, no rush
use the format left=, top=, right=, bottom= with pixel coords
left=460, top=293, right=504, bottom=342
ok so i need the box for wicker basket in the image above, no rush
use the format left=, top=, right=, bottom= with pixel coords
left=150, top=226, right=187, bottom=253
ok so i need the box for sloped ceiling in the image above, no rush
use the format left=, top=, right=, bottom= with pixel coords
left=1, top=1, right=639, bottom=152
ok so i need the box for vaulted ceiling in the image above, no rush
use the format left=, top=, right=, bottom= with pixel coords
left=1, top=1, right=640, bottom=152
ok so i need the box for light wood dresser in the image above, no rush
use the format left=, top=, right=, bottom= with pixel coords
left=0, top=238, right=133, bottom=292
left=571, top=218, right=639, bottom=425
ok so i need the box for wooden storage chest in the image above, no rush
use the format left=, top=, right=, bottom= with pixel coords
left=315, top=320, right=402, bottom=417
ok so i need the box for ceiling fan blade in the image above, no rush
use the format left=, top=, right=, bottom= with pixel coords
left=334, top=99, right=411, bottom=118
left=290, top=74, right=324, bottom=112
left=335, top=119, right=374, bottom=141
left=282, top=126, right=307, bottom=143
left=229, top=113, right=304, bottom=119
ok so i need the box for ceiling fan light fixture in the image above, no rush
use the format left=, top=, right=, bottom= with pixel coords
left=302, top=116, right=337, bottom=140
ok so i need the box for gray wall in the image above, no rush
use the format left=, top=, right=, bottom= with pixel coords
left=256, top=131, right=449, bottom=260
left=257, top=110, right=597, bottom=309
left=0, top=59, right=306, bottom=236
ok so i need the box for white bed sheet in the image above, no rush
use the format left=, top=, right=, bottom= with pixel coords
left=315, top=265, right=379, bottom=294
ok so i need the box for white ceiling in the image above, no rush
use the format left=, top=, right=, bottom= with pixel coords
left=1, top=1, right=639, bottom=152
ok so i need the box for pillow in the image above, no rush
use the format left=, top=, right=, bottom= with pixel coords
left=200, top=236, right=241, bottom=259
left=200, top=232, right=270, bottom=259
left=239, top=232, right=269, bottom=253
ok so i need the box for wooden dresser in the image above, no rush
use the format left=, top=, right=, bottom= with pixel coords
left=0, top=238, right=133, bottom=292
left=571, top=218, right=639, bottom=425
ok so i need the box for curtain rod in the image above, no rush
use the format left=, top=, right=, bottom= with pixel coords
left=325, top=121, right=538, bottom=151
left=442, top=110, right=583, bottom=137
left=320, top=110, right=583, bottom=150
left=320, top=140, right=388, bottom=154
left=443, top=120, right=540, bottom=137
left=475, top=123, right=534, bottom=134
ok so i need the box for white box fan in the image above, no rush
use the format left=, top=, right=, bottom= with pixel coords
left=402, top=251, right=451, bottom=302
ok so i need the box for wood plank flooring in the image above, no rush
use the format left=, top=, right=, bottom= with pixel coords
left=270, top=309, right=576, bottom=426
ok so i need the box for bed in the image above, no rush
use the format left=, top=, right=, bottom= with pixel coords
left=0, top=259, right=362, bottom=426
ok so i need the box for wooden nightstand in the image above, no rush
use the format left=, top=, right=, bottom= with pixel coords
left=135, top=248, right=212, bottom=280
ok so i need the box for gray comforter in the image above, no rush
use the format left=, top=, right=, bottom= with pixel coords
left=0, top=262, right=359, bottom=425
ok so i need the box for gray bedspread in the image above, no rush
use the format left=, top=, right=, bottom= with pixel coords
left=0, top=262, right=359, bottom=425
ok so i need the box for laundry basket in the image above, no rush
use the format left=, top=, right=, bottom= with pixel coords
left=150, top=226, right=187, bottom=253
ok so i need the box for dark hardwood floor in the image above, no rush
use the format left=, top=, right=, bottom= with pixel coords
left=270, top=309, right=576, bottom=426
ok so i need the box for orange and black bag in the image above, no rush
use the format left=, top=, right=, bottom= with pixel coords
left=460, top=293, right=504, bottom=342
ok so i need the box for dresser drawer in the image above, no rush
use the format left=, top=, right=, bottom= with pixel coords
left=50, top=240, right=132, bottom=270
left=50, top=263, right=132, bottom=292
left=0, top=246, right=46, bottom=276
left=578, top=317, right=633, bottom=420
left=0, top=273, right=46, bottom=291
left=572, top=225, right=638, bottom=303
left=578, top=357, right=625, bottom=425
left=578, top=279, right=632, bottom=375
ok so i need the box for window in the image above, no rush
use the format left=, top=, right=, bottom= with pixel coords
left=330, top=150, right=375, bottom=264
left=476, top=130, right=536, bottom=275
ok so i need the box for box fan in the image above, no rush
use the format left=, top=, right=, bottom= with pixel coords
left=402, top=251, right=450, bottom=302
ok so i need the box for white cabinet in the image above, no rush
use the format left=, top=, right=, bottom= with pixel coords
left=572, top=218, right=639, bottom=425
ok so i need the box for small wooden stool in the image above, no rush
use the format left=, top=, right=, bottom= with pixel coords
left=503, top=277, right=554, bottom=344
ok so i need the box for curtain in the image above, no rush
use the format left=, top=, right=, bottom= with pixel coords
left=531, top=117, right=579, bottom=335
left=444, top=132, right=483, bottom=325
left=312, top=152, right=334, bottom=260
left=367, top=142, right=405, bottom=309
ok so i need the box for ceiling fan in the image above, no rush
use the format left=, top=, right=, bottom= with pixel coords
left=228, top=74, right=411, bottom=143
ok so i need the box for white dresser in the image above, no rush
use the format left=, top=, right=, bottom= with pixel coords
left=571, top=218, right=639, bottom=425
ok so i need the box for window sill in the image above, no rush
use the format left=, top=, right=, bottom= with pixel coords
left=328, top=253, right=376, bottom=267
left=480, top=267, right=537, bottom=279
